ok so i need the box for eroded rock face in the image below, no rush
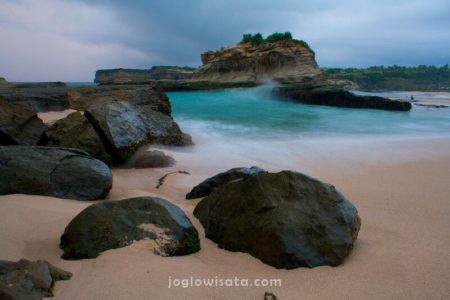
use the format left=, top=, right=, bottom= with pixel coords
left=186, top=166, right=267, bottom=199
left=194, top=40, right=327, bottom=86
left=0, top=259, right=71, bottom=300
left=0, top=146, right=112, bottom=200
left=0, top=99, right=46, bottom=145
left=60, top=197, right=201, bottom=260
left=38, top=111, right=111, bottom=165
left=194, top=170, right=361, bottom=269
left=85, top=100, right=192, bottom=164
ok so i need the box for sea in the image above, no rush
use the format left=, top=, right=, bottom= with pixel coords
left=64, top=82, right=450, bottom=170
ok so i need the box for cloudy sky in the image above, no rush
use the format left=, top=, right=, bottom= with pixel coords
left=0, top=0, right=449, bottom=81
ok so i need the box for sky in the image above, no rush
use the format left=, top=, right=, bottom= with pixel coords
left=0, top=0, right=449, bottom=81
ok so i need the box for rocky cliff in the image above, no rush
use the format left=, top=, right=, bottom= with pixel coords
left=194, top=40, right=327, bottom=87
left=94, top=67, right=194, bottom=83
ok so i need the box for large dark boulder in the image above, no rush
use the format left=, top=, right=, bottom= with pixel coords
left=194, top=170, right=361, bottom=269
left=0, top=146, right=112, bottom=200
left=0, top=259, right=71, bottom=300
left=85, top=100, right=192, bottom=164
left=0, top=99, right=46, bottom=145
left=276, top=86, right=412, bottom=111
left=60, top=197, right=201, bottom=260
left=186, top=166, right=267, bottom=199
left=38, top=111, right=111, bottom=165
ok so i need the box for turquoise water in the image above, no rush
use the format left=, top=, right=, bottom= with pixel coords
left=168, top=86, right=450, bottom=139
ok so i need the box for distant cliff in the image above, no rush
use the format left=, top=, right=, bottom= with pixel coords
left=194, top=38, right=326, bottom=87
left=94, top=66, right=195, bottom=83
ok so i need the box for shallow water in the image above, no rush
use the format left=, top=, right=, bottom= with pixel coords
left=168, top=86, right=450, bottom=140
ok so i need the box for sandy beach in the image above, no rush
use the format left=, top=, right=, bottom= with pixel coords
left=1, top=128, right=449, bottom=299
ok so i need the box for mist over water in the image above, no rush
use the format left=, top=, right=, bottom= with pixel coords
left=165, top=86, right=450, bottom=175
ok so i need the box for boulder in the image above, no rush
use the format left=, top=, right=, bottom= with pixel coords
left=0, top=99, right=46, bottom=145
left=264, top=292, right=278, bottom=300
left=60, top=197, right=201, bottom=260
left=0, top=146, right=112, bottom=200
left=0, top=259, right=71, bottom=300
left=85, top=100, right=192, bottom=164
left=194, top=170, right=361, bottom=269
left=276, top=86, right=412, bottom=111
left=133, top=150, right=175, bottom=168
left=38, top=111, right=111, bottom=165
left=186, top=166, right=267, bottom=199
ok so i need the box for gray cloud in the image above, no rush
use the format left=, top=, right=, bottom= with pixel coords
left=1, top=0, right=449, bottom=81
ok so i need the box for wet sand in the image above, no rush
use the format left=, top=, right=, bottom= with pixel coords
left=1, top=134, right=449, bottom=299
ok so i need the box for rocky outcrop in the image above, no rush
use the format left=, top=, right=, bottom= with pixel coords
left=0, top=82, right=192, bottom=163
left=276, top=86, right=412, bottom=111
left=133, top=150, right=175, bottom=168
left=186, top=166, right=267, bottom=199
left=38, top=111, right=111, bottom=165
left=85, top=100, right=191, bottom=164
left=194, top=40, right=327, bottom=86
left=60, top=197, right=201, bottom=260
left=94, top=67, right=194, bottom=84
left=0, top=99, right=47, bottom=145
left=194, top=170, right=361, bottom=269
left=0, top=259, right=71, bottom=300
left=0, top=146, right=112, bottom=200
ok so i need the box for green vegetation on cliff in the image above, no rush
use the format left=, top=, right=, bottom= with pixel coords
left=240, top=32, right=314, bottom=54
left=325, top=65, right=450, bottom=91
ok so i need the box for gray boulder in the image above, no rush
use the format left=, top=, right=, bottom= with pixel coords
left=85, top=100, right=192, bottom=164
left=0, top=146, right=112, bottom=200
left=38, top=111, right=111, bottom=165
left=133, top=150, right=176, bottom=168
left=60, top=197, right=201, bottom=260
left=186, top=166, right=267, bottom=199
left=0, top=99, right=46, bottom=145
left=194, top=170, right=361, bottom=269
left=0, top=259, right=71, bottom=300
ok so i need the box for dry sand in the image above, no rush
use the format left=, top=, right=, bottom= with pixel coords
left=1, top=124, right=450, bottom=299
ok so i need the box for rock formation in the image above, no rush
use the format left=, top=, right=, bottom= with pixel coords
left=275, top=86, right=412, bottom=111
left=60, top=197, right=201, bottom=260
left=0, top=146, right=112, bottom=200
left=186, top=166, right=267, bottom=199
left=38, top=111, right=112, bottom=164
left=194, top=39, right=327, bottom=86
left=0, top=82, right=192, bottom=164
left=94, top=67, right=194, bottom=84
left=194, top=170, right=361, bottom=269
left=0, top=99, right=47, bottom=145
left=0, top=259, right=71, bottom=299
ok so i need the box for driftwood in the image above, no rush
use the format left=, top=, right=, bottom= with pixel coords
left=156, top=171, right=190, bottom=189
